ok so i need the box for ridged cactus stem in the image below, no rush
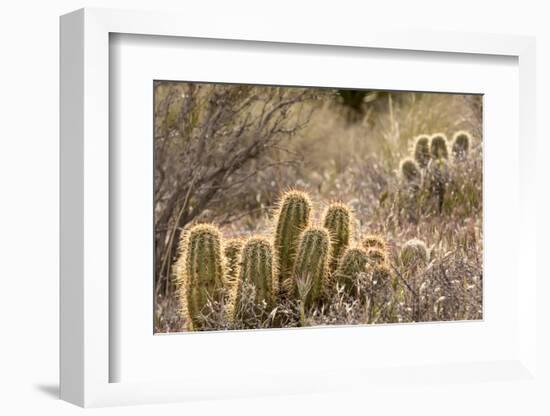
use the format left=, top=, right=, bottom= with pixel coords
left=273, top=190, right=312, bottom=299
left=224, top=238, right=243, bottom=287
left=292, top=227, right=331, bottom=310
left=234, top=237, right=276, bottom=312
left=323, top=202, right=352, bottom=271
left=176, top=224, right=226, bottom=331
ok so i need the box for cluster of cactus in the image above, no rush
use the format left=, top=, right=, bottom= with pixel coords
left=174, top=190, right=431, bottom=330
left=397, top=131, right=472, bottom=212
left=400, top=131, right=472, bottom=184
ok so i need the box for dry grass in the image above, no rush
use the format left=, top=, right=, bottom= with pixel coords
left=154, top=87, right=483, bottom=333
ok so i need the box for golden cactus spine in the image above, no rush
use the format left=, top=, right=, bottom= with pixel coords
left=292, top=227, right=331, bottom=309
left=176, top=223, right=226, bottom=331
left=273, top=190, right=312, bottom=298
left=322, top=202, right=352, bottom=271
left=224, top=238, right=244, bottom=286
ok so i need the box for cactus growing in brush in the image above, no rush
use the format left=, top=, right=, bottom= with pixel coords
left=363, top=234, right=388, bottom=252
left=413, top=134, right=431, bottom=168
left=400, top=157, right=422, bottom=186
left=426, top=158, right=450, bottom=213
left=430, top=133, right=449, bottom=159
left=371, top=263, right=393, bottom=288
left=176, top=223, right=226, bottom=331
left=232, top=237, right=276, bottom=315
left=451, top=131, right=471, bottom=160
left=400, top=238, right=429, bottom=268
left=365, top=247, right=389, bottom=266
left=334, top=247, right=369, bottom=293
left=291, top=227, right=331, bottom=309
left=273, top=190, right=312, bottom=298
left=323, top=202, right=352, bottom=271
left=224, top=238, right=243, bottom=286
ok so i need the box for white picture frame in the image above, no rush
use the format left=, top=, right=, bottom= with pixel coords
left=60, top=7, right=539, bottom=408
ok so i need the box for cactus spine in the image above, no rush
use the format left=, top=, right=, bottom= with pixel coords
left=176, top=224, right=225, bottom=331
left=292, top=227, right=331, bottom=309
left=430, top=133, right=449, bottom=159
left=413, top=134, right=431, bottom=168
left=233, top=237, right=276, bottom=313
left=322, top=202, right=352, bottom=271
left=273, top=190, right=312, bottom=298
left=224, top=238, right=243, bottom=286
left=451, top=130, right=471, bottom=160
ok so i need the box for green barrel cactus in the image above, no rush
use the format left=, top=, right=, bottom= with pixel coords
left=334, top=247, right=369, bottom=294
left=400, top=157, right=422, bottom=186
left=292, top=227, right=331, bottom=309
left=400, top=238, right=429, bottom=269
left=430, top=133, right=449, bottom=159
left=176, top=223, right=226, bottom=331
left=322, top=202, right=352, bottom=271
left=273, top=190, right=312, bottom=298
left=233, top=237, right=276, bottom=314
left=451, top=130, right=471, bottom=160
left=413, top=134, right=431, bottom=168
left=224, top=238, right=243, bottom=286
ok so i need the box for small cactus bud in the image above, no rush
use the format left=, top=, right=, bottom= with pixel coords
left=400, top=238, right=429, bottom=268
left=400, top=157, right=422, bottom=185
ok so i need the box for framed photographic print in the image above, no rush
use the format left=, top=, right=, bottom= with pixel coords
left=60, top=8, right=539, bottom=408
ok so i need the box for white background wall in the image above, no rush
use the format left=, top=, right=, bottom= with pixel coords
left=0, top=1, right=548, bottom=414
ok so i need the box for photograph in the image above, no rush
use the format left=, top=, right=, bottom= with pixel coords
left=153, top=81, right=483, bottom=333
